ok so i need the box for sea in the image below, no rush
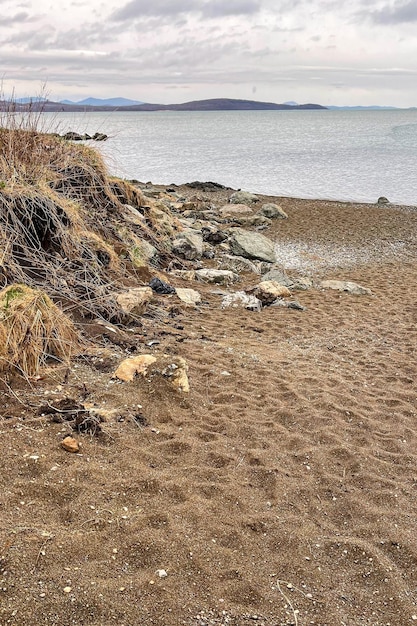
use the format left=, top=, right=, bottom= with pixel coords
left=40, top=109, right=417, bottom=206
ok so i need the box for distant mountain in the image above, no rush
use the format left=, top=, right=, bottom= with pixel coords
left=60, top=97, right=144, bottom=107
left=283, top=101, right=299, bottom=106
left=0, top=98, right=326, bottom=113
left=14, top=97, right=48, bottom=104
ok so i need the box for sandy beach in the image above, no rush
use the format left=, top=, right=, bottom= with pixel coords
left=1, top=187, right=417, bottom=625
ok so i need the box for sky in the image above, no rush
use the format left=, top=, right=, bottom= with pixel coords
left=1, top=0, right=416, bottom=107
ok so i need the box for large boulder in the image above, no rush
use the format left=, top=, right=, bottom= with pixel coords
left=229, top=191, right=259, bottom=204
left=229, top=228, right=276, bottom=263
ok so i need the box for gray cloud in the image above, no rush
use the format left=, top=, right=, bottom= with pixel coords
left=201, top=0, right=260, bottom=17
left=111, top=0, right=260, bottom=21
left=370, top=0, right=417, bottom=23
left=111, top=0, right=198, bottom=20
left=0, top=11, right=36, bottom=25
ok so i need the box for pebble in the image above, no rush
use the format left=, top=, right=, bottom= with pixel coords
left=156, top=569, right=168, bottom=578
left=63, top=586, right=72, bottom=593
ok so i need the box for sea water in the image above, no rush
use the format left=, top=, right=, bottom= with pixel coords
left=41, top=109, right=417, bottom=205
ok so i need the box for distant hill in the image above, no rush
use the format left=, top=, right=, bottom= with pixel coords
left=327, top=105, right=399, bottom=110
left=60, top=97, right=144, bottom=107
left=121, top=98, right=326, bottom=111
left=0, top=98, right=326, bottom=113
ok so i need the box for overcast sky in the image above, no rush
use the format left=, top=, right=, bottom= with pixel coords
left=1, top=0, right=416, bottom=106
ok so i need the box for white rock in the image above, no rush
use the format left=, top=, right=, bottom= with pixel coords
left=320, top=280, right=372, bottom=295
left=176, top=288, right=202, bottom=306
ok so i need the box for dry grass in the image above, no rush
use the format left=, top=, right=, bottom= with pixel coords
left=0, top=283, right=79, bottom=376
left=0, top=123, right=179, bottom=320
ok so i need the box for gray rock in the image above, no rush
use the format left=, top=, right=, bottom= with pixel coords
left=261, top=267, right=293, bottom=287
left=235, top=215, right=272, bottom=228
left=229, top=191, right=259, bottom=204
left=377, top=196, right=389, bottom=205
left=172, top=230, right=203, bottom=260
left=218, top=254, right=259, bottom=274
left=259, top=203, right=288, bottom=219
left=292, top=277, right=313, bottom=290
left=229, top=228, right=276, bottom=263
left=320, top=280, right=372, bottom=295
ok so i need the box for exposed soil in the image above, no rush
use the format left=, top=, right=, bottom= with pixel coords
left=1, top=191, right=417, bottom=625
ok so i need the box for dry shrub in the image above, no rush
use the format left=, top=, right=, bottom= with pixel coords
left=0, top=125, right=179, bottom=319
left=0, top=284, right=79, bottom=376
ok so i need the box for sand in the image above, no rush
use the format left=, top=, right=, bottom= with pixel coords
left=1, top=192, right=417, bottom=625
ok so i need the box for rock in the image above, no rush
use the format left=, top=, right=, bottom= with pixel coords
left=221, top=291, right=262, bottom=312
left=186, top=181, right=227, bottom=191
left=168, top=269, right=196, bottom=281
left=259, top=203, right=288, bottom=219
left=113, top=354, right=157, bottom=382
left=114, top=354, right=190, bottom=392
left=229, top=191, right=259, bottom=204
left=195, top=269, right=238, bottom=284
left=201, top=225, right=228, bottom=245
left=149, top=277, right=176, bottom=294
left=172, top=231, right=203, bottom=260
left=320, top=280, right=372, bottom=295
left=61, top=436, right=80, bottom=453
left=92, top=132, right=108, bottom=141
left=176, top=288, right=202, bottom=306
left=218, top=254, right=259, bottom=274
left=151, top=355, right=190, bottom=393
left=219, top=204, right=253, bottom=219
left=292, top=277, right=313, bottom=290
left=115, top=287, right=153, bottom=319
left=247, top=280, right=292, bottom=305
left=261, top=267, right=294, bottom=287
left=62, top=131, right=84, bottom=141
left=229, top=228, right=276, bottom=263
left=235, top=215, right=272, bottom=228
left=272, top=299, right=305, bottom=311
left=202, top=243, right=215, bottom=259
left=377, top=196, right=389, bottom=205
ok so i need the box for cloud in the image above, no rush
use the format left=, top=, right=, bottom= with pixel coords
left=111, top=0, right=261, bottom=21
left=369, top=0, right=417, bottom=24
left=201, top=0, right=261, bottom=17
left=0, top=11, right=34, bottom=25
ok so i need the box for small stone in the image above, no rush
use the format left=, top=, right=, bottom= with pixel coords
left=61, top=437, right=80, bottom=453
left=156, top=569, right=168, bottom=578
left=63, top=586, right=72, bottom=593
